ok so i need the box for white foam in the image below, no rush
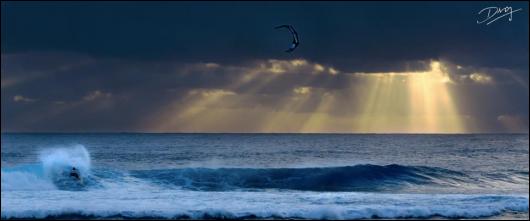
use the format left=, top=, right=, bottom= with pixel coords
left=2, top=190, right=528, bottom=219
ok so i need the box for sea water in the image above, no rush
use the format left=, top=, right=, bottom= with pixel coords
left=1, top=133, right=528, bottom=219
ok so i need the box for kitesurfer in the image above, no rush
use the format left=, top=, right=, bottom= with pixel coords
left=275, top=24, right=299, bottom=53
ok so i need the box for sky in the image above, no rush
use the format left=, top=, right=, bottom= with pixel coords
left=1, top=1, right=529, bottom=133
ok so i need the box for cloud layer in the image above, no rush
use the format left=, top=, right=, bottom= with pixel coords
left=2, top=52, right=528, bottom=133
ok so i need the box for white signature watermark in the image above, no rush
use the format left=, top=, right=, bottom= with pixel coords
left=477, top=6, right=522, bottom=25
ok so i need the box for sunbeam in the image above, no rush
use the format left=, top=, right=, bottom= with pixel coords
left=349, top=61, right=465, bottom=133
left=149, top=60, right=478, bottom=133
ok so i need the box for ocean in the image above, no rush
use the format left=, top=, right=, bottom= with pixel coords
left=1, top=133, right=528, bottom=219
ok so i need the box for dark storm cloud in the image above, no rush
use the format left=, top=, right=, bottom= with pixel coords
left=2, top=1, right=528, bottom=72
left=1, top=53, right=352, bottom=131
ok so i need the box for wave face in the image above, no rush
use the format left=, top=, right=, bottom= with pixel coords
left=6, top=154, right=524, bottom=193
left=129, top=164, right=470, bottom=191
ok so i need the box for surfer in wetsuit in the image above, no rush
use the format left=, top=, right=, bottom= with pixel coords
left=70, top=167, right=80, bottom=180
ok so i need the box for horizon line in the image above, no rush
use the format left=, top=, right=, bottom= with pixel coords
left=1, top=131, right=528, bottom=135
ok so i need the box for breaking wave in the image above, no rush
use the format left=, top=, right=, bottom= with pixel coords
left=2, top=145, right=528, bottom=219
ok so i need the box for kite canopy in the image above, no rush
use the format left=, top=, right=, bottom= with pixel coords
left=275, top=25, right=299, bottom=53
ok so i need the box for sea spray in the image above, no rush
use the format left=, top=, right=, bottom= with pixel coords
left=39, top=144, right=92, bottom=180
left=1, top=145, right=92, bottom=191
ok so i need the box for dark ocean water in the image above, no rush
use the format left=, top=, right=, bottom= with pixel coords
left=1, top=133, right=528, bottom=219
